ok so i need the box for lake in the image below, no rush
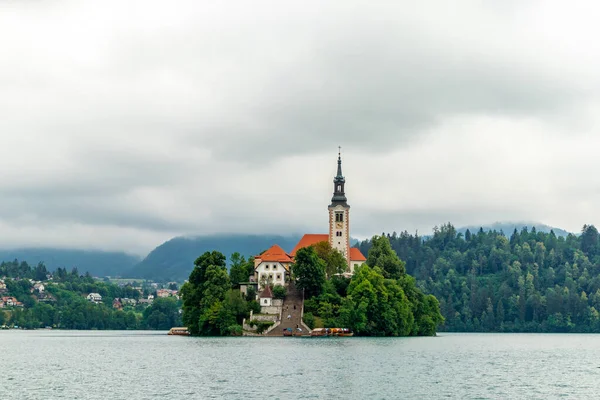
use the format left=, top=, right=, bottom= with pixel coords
left=1, top=331, right=599, bottom=399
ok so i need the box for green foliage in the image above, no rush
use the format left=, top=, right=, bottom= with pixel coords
left=338, top=265, right=414, bottom=336
left=249, top=319, right=274, bottom=334
left=303, top=312, right=315, bottom=329
left=272, top=285, right=287, bottom=299
left=228, top=324, right=243, bottom=336
left=247, top=300, right=261, bottom=314
left=181, top=251, right=227, bottom=335
left=229, top=252, right=255, bottom=285
left=142, top=297, right=182, bottom=330
left=182, top=251, right=255, bottom=336
left=314, top=241, right=348, bottom=277
left=304, top=245, right=442, bottom=336
left=366, top=235, right=406, bottom=278
left=246, top=286, right=257, bottom=302
left=292, top=247, right=326, bottom=298
left=0, top=267, right=147, bottom=330
left=357, top=223, right=600, bottom=333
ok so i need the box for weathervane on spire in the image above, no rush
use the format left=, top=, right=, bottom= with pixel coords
left=338, top=145, right=341, bottom=157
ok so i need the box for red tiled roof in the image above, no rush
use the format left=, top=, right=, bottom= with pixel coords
left=259, top=285, right=273, bottom=299
left=350, top=247, right=367, bottom=262
left=256, top=244, right=293, bottom=263
left=290, top=234, right=329, bottom=256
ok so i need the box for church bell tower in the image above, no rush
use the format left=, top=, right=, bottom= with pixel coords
left=328, top=149, right=350, bottom=265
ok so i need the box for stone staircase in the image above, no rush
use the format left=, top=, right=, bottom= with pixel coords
left=266, top=282, right=309, bottom=336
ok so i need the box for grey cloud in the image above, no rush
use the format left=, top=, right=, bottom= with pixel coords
left=0, top=1, right=598, bottom=253
left=184, top=46, right=580, bottom=163
left=356, top=206, right=537, bottom=238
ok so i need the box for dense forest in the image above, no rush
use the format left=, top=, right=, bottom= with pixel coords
left=0, top=260, right=180, bottom=330
left=356, top=224, right=600, bottom=332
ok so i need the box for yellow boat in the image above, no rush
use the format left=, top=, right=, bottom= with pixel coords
left=168, top=327, right=190, bottom=336
left=310, top=328, right=353, bottom=337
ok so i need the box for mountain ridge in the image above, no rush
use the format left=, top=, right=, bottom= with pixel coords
left=0, top=248, right=141, bottom=277
left=0, top=222, right=575, bottom=281
left=456, top=221, right=571, bottom=237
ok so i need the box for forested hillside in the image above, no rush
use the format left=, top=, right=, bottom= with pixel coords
left=129, top=235, right=302, bottom=281
left=356, top=224, right=600, bottom=332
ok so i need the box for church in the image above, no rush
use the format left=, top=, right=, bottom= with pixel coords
left=253, top=152, right=366, bottom=287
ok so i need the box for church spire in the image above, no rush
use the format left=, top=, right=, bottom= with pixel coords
left=336, top=146, right=343, bottom=179
left=330, top=147, right=348, bottom=206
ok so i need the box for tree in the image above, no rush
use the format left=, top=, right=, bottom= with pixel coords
left=338, top=264, right=414, bottom=336
left=581, top=225, right=599, bottom=257
left=314, top=241, right=348, bottom=277
left=181, top=251, right=228, bottom=335
left=229, top=252, right=249, bottom=285
left=197, top=265, right=234, bottom=335
left=33, top=262, right=49, bottom=281
left=292, top=247, right=326, bottom=298
left=366, top=235, right=406, bottom=278
left=143, top=297, right=181, bottom=330
left=272, top=285, right=287, bottom=299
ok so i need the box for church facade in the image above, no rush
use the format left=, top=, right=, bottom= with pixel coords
left=254, top=152, right=366, bottom=287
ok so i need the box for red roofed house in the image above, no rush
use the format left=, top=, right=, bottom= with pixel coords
left=254, top=244, right=294, bottom=289
left=289, top=152, right=367, bottom=276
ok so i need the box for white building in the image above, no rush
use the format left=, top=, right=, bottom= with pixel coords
left=86, top=293, right=102, bottom=303
left=254, top=244, right=293, bottom=289
left=259, top=285, right=273, bottom=307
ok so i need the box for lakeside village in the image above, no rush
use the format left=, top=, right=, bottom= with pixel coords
left=0, top=268, right=183, bottom=330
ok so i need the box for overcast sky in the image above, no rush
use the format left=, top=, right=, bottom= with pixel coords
left=1, top=1, right=599, bottom=255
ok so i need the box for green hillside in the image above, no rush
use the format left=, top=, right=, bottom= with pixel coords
left=356, top=224, right=600, bottom=332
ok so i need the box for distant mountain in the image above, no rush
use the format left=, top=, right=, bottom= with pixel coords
left=457, top=222, right=571, bottom=238
left=128, top=234, right=303, bottom=282
left=0, top=222, right=572, bottom=282
left=0, top=248, right=141, bottom=277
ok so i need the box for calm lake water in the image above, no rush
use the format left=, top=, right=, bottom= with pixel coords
left=1, top=331, right=600, bottom=399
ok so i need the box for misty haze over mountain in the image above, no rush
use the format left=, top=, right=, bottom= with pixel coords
left=0, top=221, right=574, bottom=281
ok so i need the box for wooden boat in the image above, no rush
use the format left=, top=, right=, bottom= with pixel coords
left=168, top=327, right=190, bottom=336
left=310, top=328, right=353, bottom=337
